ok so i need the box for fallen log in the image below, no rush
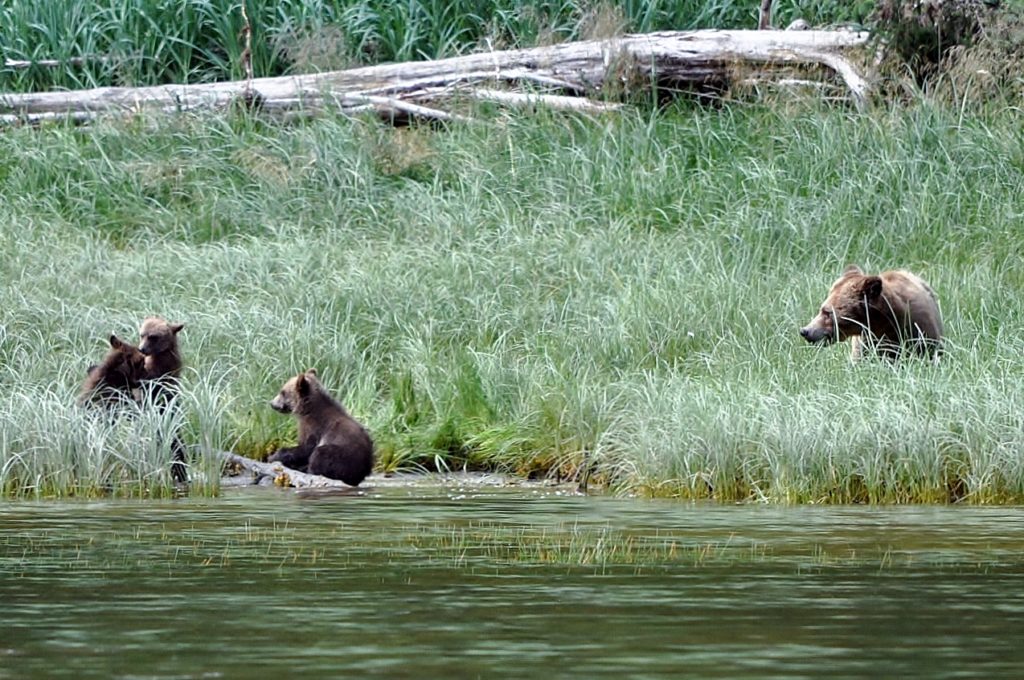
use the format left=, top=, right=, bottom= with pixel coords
left=0, top=29, right=872, bottom=125
left=216, top=450, right=351, bottom=489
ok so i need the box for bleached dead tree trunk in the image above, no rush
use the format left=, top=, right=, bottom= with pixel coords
left=0, top=29, right=872, bottom=125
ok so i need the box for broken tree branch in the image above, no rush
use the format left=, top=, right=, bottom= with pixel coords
left=3, top=56, right=112, bottom=69
left=805, top=50, right=870, bottom=109
left=238, top=1, right=256, bottom=107
left=759, top=0, right=774, bottom=30
left=340, top=92, right=476, bottom=123
left=466, top=88, right=622, bottom=112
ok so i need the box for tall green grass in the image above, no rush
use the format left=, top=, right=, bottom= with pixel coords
left=0, top=376, right=226, bottom=498
left=0, top=0, right=875, bottom=91
left=0, top=97, right=1022, bottom=501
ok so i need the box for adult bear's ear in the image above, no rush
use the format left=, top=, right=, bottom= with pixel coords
left=109, top=334, right=124, bottom=349
left=860, top=276, right=883, bottom=300
left=305, top=368, right=318, bottom=377
left=843, top=264, right=863, bottom=276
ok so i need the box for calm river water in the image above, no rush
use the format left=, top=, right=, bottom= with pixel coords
left=3, top=478, right=1024, bottom=679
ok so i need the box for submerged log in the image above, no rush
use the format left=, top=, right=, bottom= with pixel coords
left=0, top=29, right=872, bottom=125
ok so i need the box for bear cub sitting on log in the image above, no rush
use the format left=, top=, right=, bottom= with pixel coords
left=78, top=334, right=146, bottom=408
left=268, top=369, right=374, bottom=487
left=799, top=265, right=943, bottom=361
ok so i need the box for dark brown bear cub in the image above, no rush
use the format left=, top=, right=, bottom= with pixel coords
left=268, top=369, right=374, bottom=487
left=78, top=334, right=145, bottom=408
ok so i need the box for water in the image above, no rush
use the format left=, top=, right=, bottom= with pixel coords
left=3, top=479, right=1024, bottom=679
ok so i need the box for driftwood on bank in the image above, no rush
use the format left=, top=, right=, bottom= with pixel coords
left=216, top=450, right=351, bottom=489
left=0, top=29, right=872, bottom=126
left=4, top=56, right=110, bottom=69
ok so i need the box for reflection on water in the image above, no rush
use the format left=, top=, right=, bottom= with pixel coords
left=3, top=481, right=1024, bottom=679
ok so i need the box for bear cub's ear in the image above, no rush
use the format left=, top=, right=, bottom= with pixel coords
left=170, top=323, right=184, bottom=335
left=843, top=264, right=863, bottom=276
left=860, top=276, right=883, bottom=300
left=295, top=372, right=311, bottom=396
left=109, top=334, right=123, bottom=349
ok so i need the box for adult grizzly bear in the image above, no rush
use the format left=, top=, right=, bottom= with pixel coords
left=138, top=316, right=187, bottom=483
left=78, top=334, right=145, bottom=408
left=268, top=369, right=374, bottom=486
left=799, top=265, right=943, bottom=361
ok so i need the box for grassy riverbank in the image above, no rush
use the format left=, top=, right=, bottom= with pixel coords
left=1, top=98, right=1022, bottom=501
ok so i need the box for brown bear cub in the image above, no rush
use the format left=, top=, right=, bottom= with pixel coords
left=268, top=369, right=374, bottom=486
left=138, top=316, right=187, bottom=483
left=138, top=316, right=185, bottom=401
left=78, top=334, right=146, bottom=408
left=800, top=265, right=943, bottom=361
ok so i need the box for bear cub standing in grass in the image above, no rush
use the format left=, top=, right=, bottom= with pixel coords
left=138, top=316, right=185, bottom=401
left=138, top=316, right=188, bottom=483
left=268, top=369, right=374, bottom=486
left=800, top=265, right=943, bottom=361
left=78, top=334, right=146, bottom=408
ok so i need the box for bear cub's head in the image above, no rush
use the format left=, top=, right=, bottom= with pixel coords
left=138, top=316, right=184, bottom=356
left=100, top=334, right=147, bottom=387
left=270, top=369, right=319, bottom=415
left=799, top=265, right=883, bottom=345
left=80, top=334, right=146, bottom=406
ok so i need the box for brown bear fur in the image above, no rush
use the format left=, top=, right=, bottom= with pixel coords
left=268, top=369, right=374, bottom=486
left=138, top=316, right=184, bottom=396
left=78, top=334, right=146, bottom=408
left=799, top=265, right=943, bottom=361
left=138, top=316, right=187, bottom=483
